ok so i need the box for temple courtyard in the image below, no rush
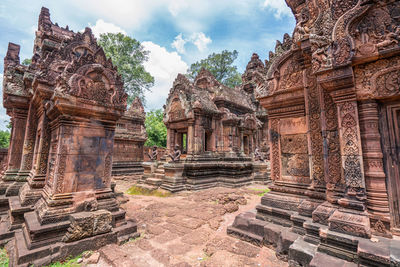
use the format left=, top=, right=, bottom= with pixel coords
left=90, top=182, right=284, bottom=267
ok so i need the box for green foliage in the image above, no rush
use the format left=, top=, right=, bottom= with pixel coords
left=45, top=253, right=84, bottom=267
left=22, top=58, right=31, bottom=66
left=144, top=109, right=167, bottom=148
left=0, top=121, right=11, bottom=149
left=0, top=130, right=10, bottom=149
left=250, top=187, right=270, bottom=196
left=126, top=186, right=171, bottom=198
left=0, top=248, right=8, bottom=267
left=98, top=33, right=154, bottom=104
left=187, top=50, right=242, bottom=88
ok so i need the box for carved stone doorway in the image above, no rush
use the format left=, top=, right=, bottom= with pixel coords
left=243, top=135, right=249, bottom=155
left=381, top=101, right=400, bottom=234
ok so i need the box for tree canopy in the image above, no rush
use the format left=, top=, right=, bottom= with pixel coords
left=187, top=50, right=242, bottom=88
left=144, top=109, right=167, bottom=148
left=98, top=33, right=154, bottom=104
left=22, top=58, right=31, bottom=66
left=0, top=121, right=11, bottom=149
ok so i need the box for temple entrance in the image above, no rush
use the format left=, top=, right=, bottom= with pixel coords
left=243, top=135, right=249, bottom=155
left=381, top=101, right=400, bottom=232
left=175, top=131, right=188, bottom=154
left=205, top=132, right=213, bottom=152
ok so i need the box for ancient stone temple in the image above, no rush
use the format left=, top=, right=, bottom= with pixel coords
left=140, top=66, right=270, bottom=191
left=228, top=0, right=400, bottom=265
left=112, top=97, right=147, bottom=180
left=0, top=7, right=138, bottom=266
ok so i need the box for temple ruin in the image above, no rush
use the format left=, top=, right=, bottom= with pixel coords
left=1, top=0, right=400, bottom=266
left=229, top=0, right=400, bottom=265
left=139, top=64, right=271, bottom=192
left=112, top=97, right=147, bottom=180
left=0, top=8, right=138, bottom=266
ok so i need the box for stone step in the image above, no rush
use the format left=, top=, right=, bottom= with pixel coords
left=146, top=178, right=162, bottom=186
left=154, top=173, right=165, bottom=179
left=288, top=237, right=317, bottom=267
left=309, top=252, right=357, bottom=267
left=0, top=215, right=14, bottom=245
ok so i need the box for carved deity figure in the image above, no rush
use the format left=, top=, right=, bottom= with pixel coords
left=254, top=147, right=264, bottom=162
left=147, top=146, right=158, bottom=161
left=169, top=144, right=181, bottom=162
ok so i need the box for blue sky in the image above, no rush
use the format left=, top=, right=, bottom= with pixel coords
left=0, top=0, right=295, bottom=130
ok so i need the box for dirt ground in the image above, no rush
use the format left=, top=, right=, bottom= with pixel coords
left=91, top=181, right=287, bottom=267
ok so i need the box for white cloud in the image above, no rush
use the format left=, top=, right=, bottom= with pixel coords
left=171, top=34, right=187, bottom=54
left=263, top=0, right=292, bottom=19
left=89, top=19, right=127, bottom=38
left=190, top=32, right=212, bottom=52
left=142, top=41, right=188, bottom=110
left=167, top=0, right=189, bottom=17
left=171, top=32, right=212, bottom=54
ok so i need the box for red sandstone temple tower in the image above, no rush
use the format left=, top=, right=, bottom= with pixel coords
left=229, top=0, right=400, bottom=266
left=0, top=8, right=138, bottom=266
left=140, top=67, right=271, bottom=191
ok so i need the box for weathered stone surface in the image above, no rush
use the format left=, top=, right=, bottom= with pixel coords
left=1, top=7, right=139, bottom=266
left=229, top=1, right=400, bottom=265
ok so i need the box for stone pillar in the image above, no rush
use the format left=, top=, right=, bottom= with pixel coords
left=304, top=70, right=325, bottom=195
left=300, top=71, right=325, bottom=217
left=269, top=118, right=280, bottom=181
left=15, top=101, right=38, bottom=183
left=2, top=108, right=28, bottom=183
left=239, top=128, right=244, bottom=154
left=166, top=127, right=172, bottom=152
left=187, top=121, right=194, bottom=155
left=358, top=100, right=391, bottom=237
left=320, top=89, right=343, bottom=204
left=327, top=96, right=371, bottom=238
left=336, top=100, right=366, bottom=209
left=19, top=104, right=51, bottom=206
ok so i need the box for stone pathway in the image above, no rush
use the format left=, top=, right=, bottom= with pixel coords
left=90, top=182, right=287, bottom=267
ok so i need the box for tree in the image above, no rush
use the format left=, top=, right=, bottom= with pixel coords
left=144, top=109, right=167, bottom=148
left=22, top=58, right=31, bottom=66
left=187, top=50, right=242, bottom=88
left=98, top=33, right=154, bottom=104
left=0, top=120, right=11, bottom=149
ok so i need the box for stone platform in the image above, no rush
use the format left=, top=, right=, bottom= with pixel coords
left=228, top=208, right=400, bottom=266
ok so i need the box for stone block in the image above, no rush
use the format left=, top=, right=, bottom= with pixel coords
left=288, top=237, right=317, bottom=267
left=63, top=210, right=112, bottom=242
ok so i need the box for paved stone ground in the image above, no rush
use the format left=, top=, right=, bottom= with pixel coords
left=90, top=181, right=287, bottom=267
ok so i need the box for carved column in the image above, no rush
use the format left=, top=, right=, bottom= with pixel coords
left=300, top=71, right=325, bottom=217
left=2, top=108, right=28, bottom=183
left=304, top=70, right=325, bottom=197
left=320, top=89, right=344, bottom=203
left=269, top=118, right=280, bottom=181
left=187, top=121, right=194, bottom=155
left=328, top=94, right=371, bottom=238
left=359, top=100, right=391, bottom=237
left=239, top=128, right=244, bottom=154
left=336, top=100, right=366, bottom=209
left=16, top=101, right=38, bottom=182
left=19, top=104, right=51, bottom=206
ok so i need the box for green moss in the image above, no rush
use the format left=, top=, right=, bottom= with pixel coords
left=45, top=253, right=85, bottom=267
left=126, top=186, right=171, bottom=197
left=0, top=248, right=8, bottom=267
left=249, top=187, right=270, bottom=196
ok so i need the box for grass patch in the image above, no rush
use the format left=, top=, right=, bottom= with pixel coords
left=249, top=187, right=270, bottom=196
left=0, top=248, right=8, bottom=267
left=45, top=253, right=84, bottom=267
left=126, top=186, right=171, bottom=197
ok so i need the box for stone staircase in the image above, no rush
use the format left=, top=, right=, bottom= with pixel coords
left=145, top=161, right=165, bottom=188
left=138, top=158, right=168, bottom=190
